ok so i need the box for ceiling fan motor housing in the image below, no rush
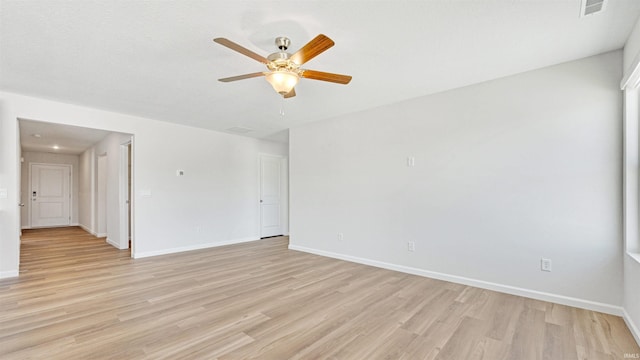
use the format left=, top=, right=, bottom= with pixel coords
left=267, top=37, right=299, bottom=72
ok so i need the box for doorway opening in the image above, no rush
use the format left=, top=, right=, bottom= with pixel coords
left=18, top=119, right=134, bottom=256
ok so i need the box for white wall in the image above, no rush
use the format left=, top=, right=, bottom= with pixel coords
left=0, top=91, right=288, bottom=275
left=625, top=257, right=640, bottom=344
left=622, top=15, right=640, bottom=345
left=20, top=151, right=80, bottom=228
left=290, top=51, right=623, bottom=314
left=625, top=17, right=640, bottom=76
left=93, top=133, right=132, bottom=248
left=96, top=154, right=107, bottom=237
left=0, top=99, right=21, bottom=278
left=259, top=140, right=288, bottom=157
left=78, top=147, right=93, bottom=232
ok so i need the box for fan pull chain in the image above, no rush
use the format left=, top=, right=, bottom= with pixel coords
left=279, top=96, right=285, bottom=117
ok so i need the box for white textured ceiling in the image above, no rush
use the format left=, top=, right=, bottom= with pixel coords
left=2, top=0, right=640, bottom=143
left=19, top=119, right=113, bottom=155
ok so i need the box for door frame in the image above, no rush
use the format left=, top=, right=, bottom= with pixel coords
left=28, top=162, right=72, bottom=228
left=119, top=140, right=133, bottom=251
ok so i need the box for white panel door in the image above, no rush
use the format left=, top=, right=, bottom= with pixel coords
left=31, top=164, right=71, bottom=227
left=260, top=155, right=282, bottom=238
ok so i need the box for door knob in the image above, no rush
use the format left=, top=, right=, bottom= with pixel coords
left=18, top=203, right=25, bottom=207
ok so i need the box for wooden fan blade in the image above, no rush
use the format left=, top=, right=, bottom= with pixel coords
left=218, top=72, right=265, bottom=82
left=290, top=34, right=335, bottom=65
left=284, top=88, right=296, bottom=98
left=213, top=38, right=268, bottom=64
left=301, top=69, right=352, bottom=84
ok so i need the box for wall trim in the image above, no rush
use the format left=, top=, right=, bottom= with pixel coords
left=133, top=236, right=261, bottom=259
left=288, top=244, right=623, bottom=316
left=0, top=270, right=19, bottom=279
left=624, top=308, right=640, bottom=347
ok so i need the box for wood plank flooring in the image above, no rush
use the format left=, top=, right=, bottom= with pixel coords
left=0, top=227, right=638, bottom=359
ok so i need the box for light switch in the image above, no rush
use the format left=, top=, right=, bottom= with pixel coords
left=140, top=189, right=152, bottom=198
left=0, top=188, right=7, bottom=199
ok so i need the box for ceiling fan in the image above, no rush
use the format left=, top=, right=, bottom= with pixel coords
left=213, top=34, right=352, bottom=98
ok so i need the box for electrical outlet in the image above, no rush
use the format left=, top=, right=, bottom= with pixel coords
left=407, top=241, right=415, bottom=252
left=338, top=232, right=344, bottom=241
left=541, top=258, right=552, bottom=272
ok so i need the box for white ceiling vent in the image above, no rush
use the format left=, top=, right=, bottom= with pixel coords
left=225, top=126, right=253, bottom=134
left=580, top=0, right=607, bottom=17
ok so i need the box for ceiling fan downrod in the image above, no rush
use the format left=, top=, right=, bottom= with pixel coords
left=275, top=37, right=290, bottom=51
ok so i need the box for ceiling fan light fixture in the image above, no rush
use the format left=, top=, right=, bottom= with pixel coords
left=215, top=34, right=351, bottom=99
left=265, top=70, right=299, bottom=95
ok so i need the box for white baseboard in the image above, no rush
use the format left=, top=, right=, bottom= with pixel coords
left=288, top=244, right=623, bottom=316
left=79, top=224, right=96, bottom=236
left=134, top=236, right=261, bottom=259
left=105, top=237, right=126, bottom=250
left=0, top=270, right=19, bottom=279
left=79, top=225, right=106, bottom=238
left=623, top=308, right=640, bottom=347
left=21, top=224, right=81, bottom=230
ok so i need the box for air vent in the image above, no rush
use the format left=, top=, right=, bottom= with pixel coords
left=226, top=126, right=253, bottom=134
left=580, top=0, right=607, bottom=17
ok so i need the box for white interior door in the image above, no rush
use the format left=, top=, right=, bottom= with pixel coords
left=260, top=155, right=282, bottom=238
left=31, top=164, right=71, bottom=227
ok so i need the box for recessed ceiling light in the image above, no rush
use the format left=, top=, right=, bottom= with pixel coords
left=32, top=133, right=41, bottom=138
left=52, top=145, right=59, bottom=150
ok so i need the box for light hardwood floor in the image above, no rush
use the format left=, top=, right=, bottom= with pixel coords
left=0, top=227, right=638, bottom=359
